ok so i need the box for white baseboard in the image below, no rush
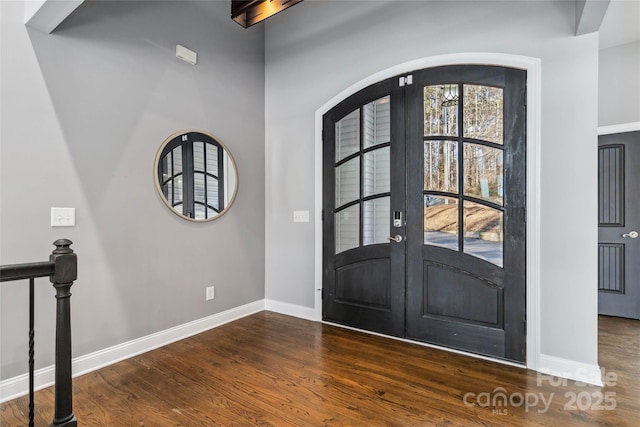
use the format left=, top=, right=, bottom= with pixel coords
left=537, top=354, right=603, bottom=387
left=0, top=299, right=265, bottom=403
left=264, top=299, right=318, bottom=321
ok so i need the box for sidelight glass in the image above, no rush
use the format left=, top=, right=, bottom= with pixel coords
left=336, top=204, right=360, bottom=253
left=363, top=197, right=390, bottom=246
left=463, top=201, right=503, bottom=267
left=463, top=85, right=503, bottom=144
left=363, top=147, right=390, bottom=197
left=424, top=140, right=458, bottom=193
left=424, top=85, right=459, bottom=137
left=363, top=96, right=391, bottom=148
left=463, top=143, right=503, bottom=205
left=336, top=109, right=360, bottom=162
left=424, top=195, right=459, bottom=250
left=335, top=157, right=360, bottom=207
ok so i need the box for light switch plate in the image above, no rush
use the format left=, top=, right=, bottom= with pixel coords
left=293, top=210, right=310, bottom=223
left=51, top=207, right=75, bottom=227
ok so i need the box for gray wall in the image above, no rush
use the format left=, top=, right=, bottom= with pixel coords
left=0, top=0, right=265, bottom=379
left=599, top=41, right=640, bottom=126
left=264, top=1, right=599, bottom=365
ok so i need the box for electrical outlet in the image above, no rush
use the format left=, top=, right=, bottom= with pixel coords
left=206, top=286, right=215, bottom=301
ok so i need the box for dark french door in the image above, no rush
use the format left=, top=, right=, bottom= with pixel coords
left=323, top=65, right=527, bottom=362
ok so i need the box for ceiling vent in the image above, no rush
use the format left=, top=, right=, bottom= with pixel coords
left=231, top=0, right=303, bottom=28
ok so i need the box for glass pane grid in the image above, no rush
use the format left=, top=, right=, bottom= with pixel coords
left=424, top=140, right=458, bottom=193
left=335, top=157, right=360, bottom=208
left=463, top=143, right=504, bottom=206
left=363, top=96, right=391, bottom=148
left=463, top=200, right=503, bottom=267
left=363, top=147, right=390, bottom=197
left=363, top=197, right=390, bottom=246
left=424, top=85, right=458, bottom=137
left=336, top=109, right=360, bottom=162
left=463, top=85, right=503, bottom=144
left=424, top=195, right=459, bottom=251
left=335, top=205, right=360, bottom=254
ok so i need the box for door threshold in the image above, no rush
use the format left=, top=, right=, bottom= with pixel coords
left=322, top=320, right=526, bottom=369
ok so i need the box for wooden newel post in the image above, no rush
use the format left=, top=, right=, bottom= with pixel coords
left=49, top=239, right=78, bottom=427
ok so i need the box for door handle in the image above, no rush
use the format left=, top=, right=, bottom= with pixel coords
left=622, top=231, right=639, bottom=239
left=388, top=235, right=403, bottom=243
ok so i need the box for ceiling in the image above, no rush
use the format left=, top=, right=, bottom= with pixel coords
left=26, top=0, right=640, bottom=51
left=599, top=0, right=640, bottom=49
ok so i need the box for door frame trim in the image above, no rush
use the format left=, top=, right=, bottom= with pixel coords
left=314, top=53, right=542, bottom=370
left=598, top=122, right=640, bottom=135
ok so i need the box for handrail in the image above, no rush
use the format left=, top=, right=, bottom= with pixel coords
left=0, top=261, right=55, bottom=282
left=0, top=239, right=77, bottom=427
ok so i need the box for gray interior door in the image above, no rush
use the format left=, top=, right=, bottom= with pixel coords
left=598, top=131, right=640, bottom=319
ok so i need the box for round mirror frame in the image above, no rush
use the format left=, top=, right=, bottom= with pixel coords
left=154, top=129, right=239, bottom=222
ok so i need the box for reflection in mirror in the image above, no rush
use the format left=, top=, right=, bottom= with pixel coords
left=155, top=130, right=237, bottom=221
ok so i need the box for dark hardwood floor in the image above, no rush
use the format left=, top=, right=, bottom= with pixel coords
left=1, top=312, right=639, bottom=426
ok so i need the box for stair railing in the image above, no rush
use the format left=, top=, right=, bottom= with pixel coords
left=0, top=239, right=78, bottom=427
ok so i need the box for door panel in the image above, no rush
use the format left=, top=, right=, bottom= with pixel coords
left=406, top=66, right=526, bottom=362
left=598, top=131, right=640, bottom=319
left=323, top=79, right=406, bottom=337
left=323, top=65, right=527, bottom=362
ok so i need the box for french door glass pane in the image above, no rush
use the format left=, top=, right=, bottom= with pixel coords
left=194, top=203, right=206, bottom=220
left=463, top=143, right=503, bottom=205
left=163, top=182, right=173, bottom=203
left=363, top=197, right=390, bottom=246
left=463, top=201, right=503, bottom=267
left=424, top=85, right=458, bottom=137
left=424, top=140, right=458, bottom=193
left=162, top=155, right=170, bottom=181
left=335, top=157, right=360, bottom=207
left=336, top=204, right=360, bottom=253
left=206, top=143, right=218, bottom=176
left=463, top=85, right=503, bottom=144
left=194, top=172, right=205, bottom=203
left=363, top=96, right=391, bottom=148
left=336, top=109, right=360, bottom=162
left=424, top=195, right=459, bottom=250
left=194, top=141, right=205, bottom=172
left=174, top=176, right=183, bottom=203
left=363, top=147, right=390, bottom=197
left=174, top=203, right=183, bottom=215
left=172, top=147, right=182, bottom=174
left=207, top=176, right=219, bottom=210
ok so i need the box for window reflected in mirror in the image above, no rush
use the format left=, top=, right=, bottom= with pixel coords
left=155, top=130, right=238, bottom=221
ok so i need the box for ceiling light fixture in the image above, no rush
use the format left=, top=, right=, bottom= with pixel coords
left=231, top=0, right=304, bottom=28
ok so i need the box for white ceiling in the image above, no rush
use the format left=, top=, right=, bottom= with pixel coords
left=599, top=0, right=640, bottom=49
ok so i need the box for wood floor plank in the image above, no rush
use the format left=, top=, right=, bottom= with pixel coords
left=1, top=312, right=639, bottom=426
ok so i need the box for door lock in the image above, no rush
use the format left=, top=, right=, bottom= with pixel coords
left=622, top=231, right=638, bottom=239
left=388, top=235, right=403, bottom=243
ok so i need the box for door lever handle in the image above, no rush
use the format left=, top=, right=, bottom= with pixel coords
left=388, top=235, right=403, bottom=243
left=622, top=231, right=638, bottom=239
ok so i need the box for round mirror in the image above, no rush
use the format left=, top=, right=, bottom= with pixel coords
left=154, top=130, right=238, bottom=221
